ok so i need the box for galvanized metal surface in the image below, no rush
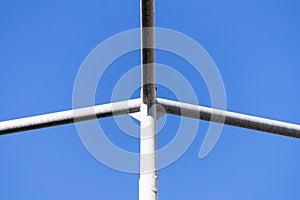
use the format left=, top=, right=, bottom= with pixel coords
left=141, top=0, right=155, bottom=105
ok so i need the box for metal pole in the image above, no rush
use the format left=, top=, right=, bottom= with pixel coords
left=141, top=0, right=156, bottom=105
left=157, top=98, right=300, bottom=138
left=139, top=102, right=157, bottom=200
left=0, top=99, right=141, bottom=135
left=140, top=0, right=157, bottom=200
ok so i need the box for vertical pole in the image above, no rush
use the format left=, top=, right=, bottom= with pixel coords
left=139, top=0, right=157, bottom=200
left=141, top=0, right=156, bottom=105
left=139, top=102, right=157, bottom=200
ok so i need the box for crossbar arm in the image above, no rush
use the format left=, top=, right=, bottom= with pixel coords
left=157, top=98, right=300, bottom=139
left=0, top=99, right=141, bottom=135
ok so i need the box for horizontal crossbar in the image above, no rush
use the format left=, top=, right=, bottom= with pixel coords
left=157, top=98, right=300, bottom=139
left=0, top=99, right=141, bottom=135
left=1, top=98, right=300, bottom=139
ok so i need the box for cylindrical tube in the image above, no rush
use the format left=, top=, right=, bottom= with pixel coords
left=139, top=1, right=158, bottom=200
left=157, top=98, right=300, bottom=139
left=0, top=99, right=141, bottom=135
left=141, top=0, right=156, bottom=105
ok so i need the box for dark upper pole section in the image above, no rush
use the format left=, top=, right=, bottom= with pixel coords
left=141, top=0, right=156, bottom=105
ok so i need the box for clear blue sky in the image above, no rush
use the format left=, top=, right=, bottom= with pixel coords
left=1, top=0, right=300, bottom=199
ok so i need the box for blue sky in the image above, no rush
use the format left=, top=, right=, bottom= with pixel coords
left=1, top=0, right=300, bottom=199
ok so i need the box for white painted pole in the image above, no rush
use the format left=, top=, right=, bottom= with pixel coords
left=139, top=0, right=157, bottom=199
left=139, top=103, right=158, bottom=200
